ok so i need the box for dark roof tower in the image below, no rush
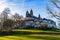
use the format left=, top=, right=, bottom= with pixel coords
left=38, top=14, right=41, bottom=20
left=26, top=11, right=29, bottom=17
left=30, top=9, right=33, bottom=17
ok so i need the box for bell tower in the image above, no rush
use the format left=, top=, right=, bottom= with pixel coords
left=30, top=9, right=33, bottom=17
left=26, top=11, right=29, bottom=17
left=38, top=14, right=41, bottom=20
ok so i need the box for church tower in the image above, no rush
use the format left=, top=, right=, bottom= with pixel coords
left=30, top=9, right=33, bottom=17
left=38, top=14, right=41, bottom=20
left=26, top=11, right=29, bottom=17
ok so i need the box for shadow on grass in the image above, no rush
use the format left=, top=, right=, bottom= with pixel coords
left=0, top=31, right=60, bottom=36
left=0, top=31, right=31, bottom=36
left=27, top=36, right=60, bottom=40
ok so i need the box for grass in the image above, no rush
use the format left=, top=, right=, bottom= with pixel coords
left=0, top=29, right=60, bottom=40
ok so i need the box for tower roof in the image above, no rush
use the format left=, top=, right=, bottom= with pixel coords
left=30, top=9, right=33, bottom=16
left=26, top=10, right=29, bottom=14
left=38, top=14, right=41, bottom=19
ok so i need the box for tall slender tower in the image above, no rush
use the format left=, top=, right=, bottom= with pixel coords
left=38, top=14, right=41, bottom=20
left=26, top=11, right=29, bottom=17
left=30, top=9, right=33, bottom=17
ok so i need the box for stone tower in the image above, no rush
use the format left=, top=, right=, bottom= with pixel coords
left=26, top=11, right=29, bottom=17
left=30, top=9, right=33, bottom=17
left=38, top=14, right=41, bottom=20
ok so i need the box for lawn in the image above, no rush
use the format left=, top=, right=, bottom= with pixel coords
left=0, top=29, right=60, bottom=40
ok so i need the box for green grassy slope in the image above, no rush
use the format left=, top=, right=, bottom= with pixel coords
left=0, top=29, right=60, bottom=40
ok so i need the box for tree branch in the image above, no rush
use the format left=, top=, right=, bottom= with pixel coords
left=46, top=6, right=60, bottom=20
left=50, top=0, right=60, bottom=9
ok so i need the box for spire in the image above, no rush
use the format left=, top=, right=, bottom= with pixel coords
left=26, top=10, right=29, bottom=17
left=30, top=9, right=33, bottom=16
left=38, top=14, right=41, bottom=19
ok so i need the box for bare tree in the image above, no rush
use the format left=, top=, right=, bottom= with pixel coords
left=3, top=19, right=15, bottom=32
left=47, top=0, right=60, bottom=20
left=0, top=8, right=11, bottom=31
left=11, top=12, right=23, bottom=29
left=47, top=0, right=60, bottom=28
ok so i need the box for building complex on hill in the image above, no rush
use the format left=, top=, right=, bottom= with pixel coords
left=0, top=8, right=56, bottom=29
left=19, top=9, right=56, bottom=29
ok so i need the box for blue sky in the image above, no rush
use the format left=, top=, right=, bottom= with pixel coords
left=0, top=0, right=51, bottom=18
left=6, top=0, right=54, bottom=18
left=0, top=0, right=58, bottom=26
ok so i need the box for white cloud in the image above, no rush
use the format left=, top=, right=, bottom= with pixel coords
left=6, top=0, right=25, bottom=15
left=0, top=0, right=24, bottom=15
left=0, top=0, right=6, bottom=3
left=0, top=4, right=7, bottom=12
left=0, top=0, right=8, bottom=12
